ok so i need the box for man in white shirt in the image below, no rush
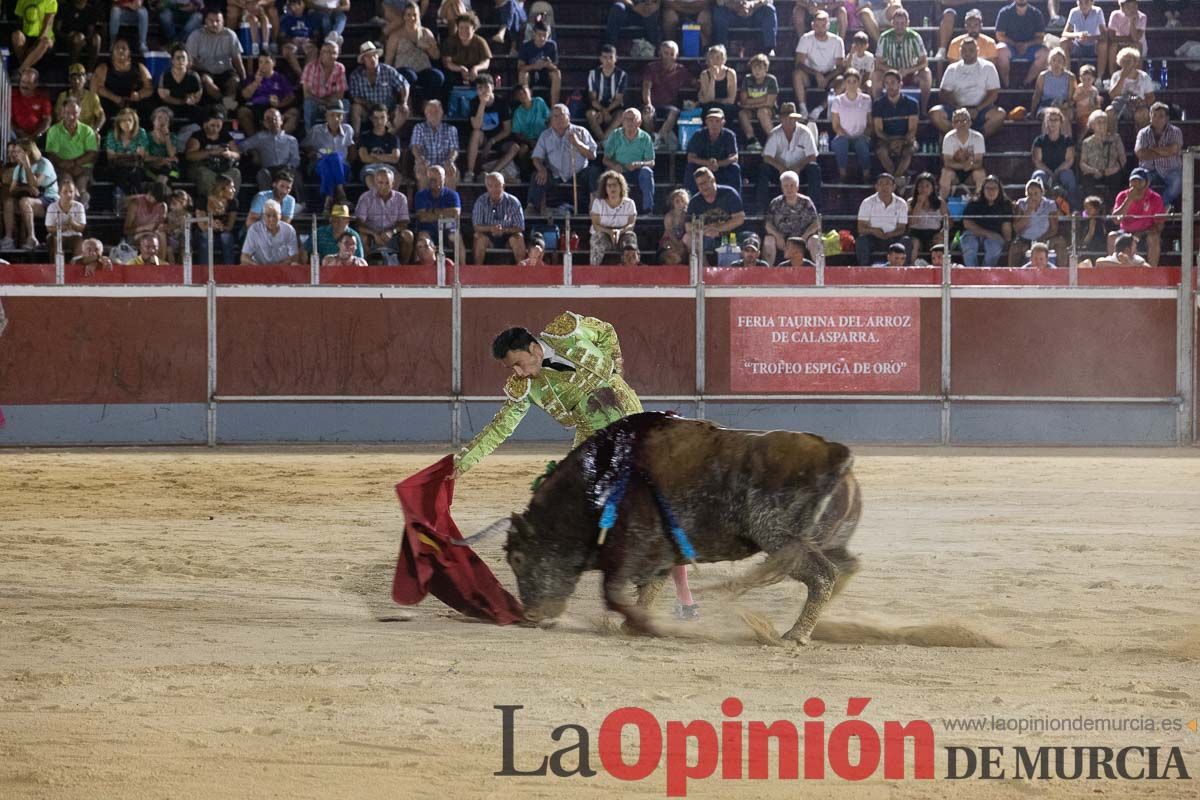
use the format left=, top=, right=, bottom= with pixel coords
left=793, top=11, right=844, bottom=114
left=755, top=102, right=821, bottom=212
left=856, top=172, right=910, bottom=265
left=928, top=39, right=1005, bottom=137
left=240, top=199, right=306, bottom=264
left=939, top=107, right=987, bottom=197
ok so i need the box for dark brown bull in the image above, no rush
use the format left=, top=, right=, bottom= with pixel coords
left=466, top=413, right=862, bottom=645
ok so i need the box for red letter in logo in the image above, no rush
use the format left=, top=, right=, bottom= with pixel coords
left=665, top=719, right=718, bottom=797
left=599, top=707, right=662, bottom=782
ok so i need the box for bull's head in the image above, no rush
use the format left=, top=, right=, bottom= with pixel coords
left=503, top=512, right=589, bottom=624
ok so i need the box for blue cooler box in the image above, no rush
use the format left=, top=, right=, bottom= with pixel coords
left=681, top=23, right=701, bottom=57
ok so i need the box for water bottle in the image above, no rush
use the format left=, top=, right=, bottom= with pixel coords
left=922, top=15, right=930, bottom=27
left=1160, top=60, right=1168, bottom=89
left=238, top=20, right=252, bottom=56
left=818, top=131, right=829, bottom=153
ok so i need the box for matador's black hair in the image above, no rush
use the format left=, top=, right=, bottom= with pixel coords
left=492, top=327, right=537, bottom=360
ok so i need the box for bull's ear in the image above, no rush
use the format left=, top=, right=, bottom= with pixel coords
left=511, top=512, right=534, bottom=540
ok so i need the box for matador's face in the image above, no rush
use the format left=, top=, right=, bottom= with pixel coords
left=502, top=343, right=544, bottom=379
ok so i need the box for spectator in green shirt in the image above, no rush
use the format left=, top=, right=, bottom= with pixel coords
left=315, top=203, right=365, bottom=259
left=602, top=108, right=657, bottom=214
left=44, top=98, right=99, bottom=207
left=509, top=84, right=549, bottom=179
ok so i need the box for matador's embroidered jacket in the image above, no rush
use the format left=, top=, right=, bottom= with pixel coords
left=454, top=311, right=644, bottom=474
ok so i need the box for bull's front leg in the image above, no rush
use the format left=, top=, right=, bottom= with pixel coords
left=603, top=570, right=659, bottom=637
left=778, top=544, right=838, bottom=646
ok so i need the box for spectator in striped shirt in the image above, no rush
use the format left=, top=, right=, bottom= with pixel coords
left=348, top=40, right=411, bottom=135
left=871, top=8, right=931, bottom=114
left=586, top=45, right=628, bottom=142
left=354, top=168, right=414, bottom=262
left=471, top=171, right=527, bottom=264
left=1134, top=103, right=1183, bottom=209
left=301, top=38, right=349, bottom=130
left=411, top=99, right=460, bottom=190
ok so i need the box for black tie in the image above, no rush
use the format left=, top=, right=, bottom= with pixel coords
left=542, top=358, right=574, bottom=372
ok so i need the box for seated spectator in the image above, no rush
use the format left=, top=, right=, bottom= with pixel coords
left=315, top=204, right=365, bottom=260
left=411, top=100, right=461, bottom=191
left=224, top=0, right=271, bottom=57
left=1010, top=178, right=1066, bottom=267
left=302, top=104, right=354, bottom=208
left=57, top=0, right=104, bottom=72
left=1095, top=232, right=1148, bottom=267
left=929, top=38, right=1004, bottom=138
left=73, top=238, right=114, bottom=275
left=777, top=235, right=815, bottom=267
left=1134, top=103, right=1183, bottom=210
left=241, top=199, right=306, bottom=264
left=529, top=104, right=598, bottom=215
left=1062, top=0, right=1106, bottom=77
left=620, top=241, right=642, bottom=266
left=510, top=84, right=551, bottom=172
left=856, top=172, right=910, bottom=265
left=698, top=45, right=738, bottom=124
left=129, top=232, right=164, bottom=265
left=92, top=39, right=154, bottom=119
left=713, top=0, right=777, bottom=56
left=158, top=46, right=206, bottom=126
left=872, top=9, right=931, bottom=113
left=237, top=51, right=300, bottom=135
left=517, top=233, right=547, bottom=267
left=589, top=170, right=639, bottom=265
left=1105, top=47, right=1153, bottom=131
left=358, top=103, right=403, bottom=183
left=1077, top=195, right=1114, bottom=255
left=830, top=68, right=872, bottom=182
left=241, top=108, right=302, bottom=190
left=322, top=231, right=369, bottom=266
left=586, top=46, right=629, bottom=142
left=349, top=41, right=410, bottom=135
left=793, top=10, right=844, bottom=113
left=302, top=38, right=349, bottom=130
left=1104, top=0, right=1145, bottom=74
left=1073, top=64, right=1102, bottom=137
left=187, top=108, right=242, bottom=198
left=792, top=0, right=848, bottom=41
left=927, top=243, right=962, bottom=269
left=940, top=107, right=986, bottom=198
left=686, top=166, right=745, bottom=258
left=734, top=234, right=770, bottom=266
left=11, top=69, right=53, bottom=140
left=843, top=31, right=876, bottom=94
left=763, top=169, right=820, bottom=266
left=607, top=0, right=662, bottom=47
left=197, top=175, right=237, bottom=265
left=662, top=0, right=713, bottom=50
left=466, top=74, right=520, bottom=183
left=658, top=188, right=691, bottom=265
left=908, top=172, right=948, bottom=262
left=356, top=169, right=414, bottom=263
left=280, top=0, right=321, bottom=78
left=856, top=0, right=896, bottom=44
left=1077, top=110, right=1126, bottom=204
left=3, top=139, right=57, bottom=251
left=603, top=109, right=657, bottom=214
left=56, top=64, right=106, bottom=133
left=413, top=165, right=462, bottom=247
left=1030, top=47, right=1076, bottom=121
left=164, top=190, right=192, bottom=262
left=44, top=100, right=98, bottom=208
left=159, top=0, right=205, bottom=45
left=518, top=20, right=562, bottom=107
left=442, top=13, right=492, bottom=90
left=738, top=54, right=778, bottom=151
left=110, top=0, right=150, bottom=56
left=46, top=177, right=87, bottom=260
left=872, top=70, right=919, bottom=187
left=755, top=103, right=817, bottom=211
left=1021, top=240, right=1051, bottom=269
left=246, top=170, right=296, bottom=227
left=386, top=2, right=445, bottom=107
left=641, top=41, right=694, bottom=149
left=687, top=107, right=741, bottom=197
left=945, top=9, right=1011, bottom=87
left=308, top=0, right=349, bottom=42
left=104, top=107, right=150, bottom=205
left=487, top=0, right=527, bottom=53
left=11, top=0, right=56, bottom=73
left=1031, top=107, right=1077, bottom=205
left=124, top=182, right=169, bottom=256
left=471, top=171, right=527, bottom=264
left=186, top=11, right=246, bottom=104
left=960, top=174, right=1013, bottom=266
left=995, top=0, right=1048, bottom=87
left=1109, top=168, right=1164, bottom=266
left=881, top=241, right=908, bottom=267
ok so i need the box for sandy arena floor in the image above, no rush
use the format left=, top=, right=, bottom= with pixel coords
left=1, top=445, right=1198, bottom=799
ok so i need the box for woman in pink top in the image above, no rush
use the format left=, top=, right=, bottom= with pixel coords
left=830, top=68, right=872, bottom=181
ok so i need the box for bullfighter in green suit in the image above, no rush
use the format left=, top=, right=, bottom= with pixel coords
left=454, top=310, right=699, bottom=619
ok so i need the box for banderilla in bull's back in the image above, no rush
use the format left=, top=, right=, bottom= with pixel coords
left=458, top=412, right=862, bottom=643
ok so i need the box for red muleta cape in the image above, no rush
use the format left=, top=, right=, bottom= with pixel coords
left=392, top=455, right=524, bottom=624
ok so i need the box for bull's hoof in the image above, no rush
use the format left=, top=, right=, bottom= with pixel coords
left=782, top=632, right=812, bottom=647
left=619, top=619, right=660, bottom=637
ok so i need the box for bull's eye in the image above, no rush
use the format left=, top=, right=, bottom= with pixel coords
left=509, top=551, right=526, bottom=570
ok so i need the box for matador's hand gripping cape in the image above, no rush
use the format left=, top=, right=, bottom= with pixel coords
left=454, top=311, right=644, bottom=474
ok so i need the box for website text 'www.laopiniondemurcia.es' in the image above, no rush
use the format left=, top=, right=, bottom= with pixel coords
left=494, top=699, right=1194, bottom=796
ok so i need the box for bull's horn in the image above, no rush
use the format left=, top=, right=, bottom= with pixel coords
left=451, top=517, right=511, bottom=546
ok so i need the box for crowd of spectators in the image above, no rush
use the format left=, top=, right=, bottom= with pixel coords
left=0, top=0, right=1189, bottom=268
